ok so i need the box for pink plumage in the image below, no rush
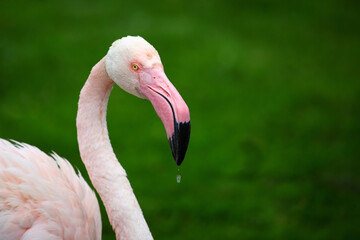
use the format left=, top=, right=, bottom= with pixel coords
left=0, top=139, right=101, bottom=240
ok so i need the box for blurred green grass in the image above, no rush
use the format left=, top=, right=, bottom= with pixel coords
left=1, top=0, right=360, bottom=239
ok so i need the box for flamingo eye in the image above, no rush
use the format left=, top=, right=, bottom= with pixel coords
left=132, top=64, right=139, bottom=71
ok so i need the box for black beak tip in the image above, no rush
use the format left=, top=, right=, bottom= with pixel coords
left=169, top=121, right=191, bottom=166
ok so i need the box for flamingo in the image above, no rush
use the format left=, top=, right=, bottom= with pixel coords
left=0, top=36, right=191, bottom=240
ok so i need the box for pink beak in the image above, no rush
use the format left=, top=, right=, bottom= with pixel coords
left=139, top=67, right=190, bottom=166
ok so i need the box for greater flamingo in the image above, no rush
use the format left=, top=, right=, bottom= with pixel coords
left=0, top=36, right=191, bottom=239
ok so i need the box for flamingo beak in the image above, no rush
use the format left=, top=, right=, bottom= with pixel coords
left=138, top=67, right=190, bottom=166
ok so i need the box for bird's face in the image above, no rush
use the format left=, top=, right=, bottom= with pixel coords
left=105, top=36, right=190, bottom=166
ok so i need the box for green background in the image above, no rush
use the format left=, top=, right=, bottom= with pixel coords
left=1, top=0, right=359, bottom=239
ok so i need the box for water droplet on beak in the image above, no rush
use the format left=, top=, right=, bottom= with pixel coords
left=176, top=168, right=181, bottom=183
left=176, top=174, right=181, bottom=183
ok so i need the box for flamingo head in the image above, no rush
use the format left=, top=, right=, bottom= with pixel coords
left=105, top=36, right=190, bottom=166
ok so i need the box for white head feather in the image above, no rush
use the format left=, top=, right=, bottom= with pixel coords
left=105, top=36, right=162, bottom=98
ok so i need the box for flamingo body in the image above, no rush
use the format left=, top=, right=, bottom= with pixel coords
left=0, top=36, right=190, bottom=239
left=0, top=139, right=101, bottom=240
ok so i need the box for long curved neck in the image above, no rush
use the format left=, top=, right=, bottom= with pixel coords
left=76, top=58, right=153, bottom=240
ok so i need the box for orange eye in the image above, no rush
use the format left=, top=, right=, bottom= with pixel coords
left=132, top=64, right=139, bottom=71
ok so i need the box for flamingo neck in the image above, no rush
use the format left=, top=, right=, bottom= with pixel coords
left=76, top=58, right=153, bottom=240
